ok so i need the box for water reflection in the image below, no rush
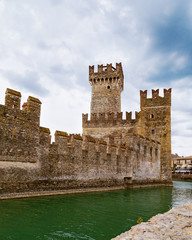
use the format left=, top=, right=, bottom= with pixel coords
left=172, top=181, right=192, bottom=207
left=0, top=181, right=191, bottom=240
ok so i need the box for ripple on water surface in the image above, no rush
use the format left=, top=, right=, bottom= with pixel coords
left=0, top=181, right=191, bottom=240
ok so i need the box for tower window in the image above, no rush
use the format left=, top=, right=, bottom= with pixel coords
left=155, top=149, right=158, bottom=156
left=137, top=143, right=140, bottom=151
left=107, top=85, right=110, bottom=89
left=150, top=147, right=153, bottom=156
left=152, top=129, right=155, bottom=134
left=144, top=146, right=147, bottom=155
left=150, top=114, right=154, bottom=118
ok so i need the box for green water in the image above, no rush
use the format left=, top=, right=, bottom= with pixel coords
left=0, top=181, right=192, bottom=240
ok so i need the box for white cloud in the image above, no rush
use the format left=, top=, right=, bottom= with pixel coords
left=40, top=83, right=91, bottom=139
left=0, top=0, right=191, bottom=156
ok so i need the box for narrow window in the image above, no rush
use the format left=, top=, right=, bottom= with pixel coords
left=137, top=143, right=140, bottom=151
left=144, top=146, right=147, bottom=155
left=155, top=149, right=158, bottom=156
left=150, top=114, right=154, bottom=119
left=107, top=85, right=110, bottom=89
left=152, top=129, right=155, bottom=134
left=150, top=147, right=152, bottom=156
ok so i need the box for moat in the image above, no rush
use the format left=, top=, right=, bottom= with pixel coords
left=0, top=181, right=191, bottom=240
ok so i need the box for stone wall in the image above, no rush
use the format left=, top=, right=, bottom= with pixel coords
left=89, top=63, right=124, bottom=114
left=139, top=88, right=172, bottom=182
left=0, top=89, right=161, bottom=194
left=0, top=129, right=160, bottom=194
left=172, top=174, right=192, bottom=182
left=112, top=200, right=192, bottom=240
left=0, top=88, right=41, bottom=163
left=82, top=111, right=140, bottom=138
left=83, top=87, right=172, bottom=184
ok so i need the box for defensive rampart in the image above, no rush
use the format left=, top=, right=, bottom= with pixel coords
left=140, top=88, right=171, bottom=107
left=82, top=111, right=141, bottom=138
left=0, top=88, right=162, bottom=195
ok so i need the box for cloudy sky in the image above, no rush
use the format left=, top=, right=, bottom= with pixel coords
left=0, top=0, right=191, bottom=156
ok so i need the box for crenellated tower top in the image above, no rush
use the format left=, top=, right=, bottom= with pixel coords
left=89, top=63, right=124, bottom=92
left=140, top=88, right=171, bottom=108
left=89, top=63, right=124, bottom=114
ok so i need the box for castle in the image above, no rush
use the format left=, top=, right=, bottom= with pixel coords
left=0, top=63, right=172, bottom=196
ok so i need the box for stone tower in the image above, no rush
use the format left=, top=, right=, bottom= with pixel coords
left=89, top=63, right=124, bottom=115
left=83, top=63, right=172, bottom=184
left=139, top=89, right=172, bottom=182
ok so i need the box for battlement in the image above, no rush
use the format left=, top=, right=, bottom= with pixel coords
left=1, top=88, right=42, bottom=124
left=40, top=127, right=51, bottom=134
left=54, top=129, right=160, bottom=158
left=5, top=88, right=21, bottom=110
left=27, top=96, right=42, bottom=104
left=89, top=63, right=124, bottom=91
left=83, top=111, right=141, bottom=127
left=0, top=88, right=43, bottom=163
left=0, top=60, right=172, bottom=194
left=3, top=88, right=41, bottom=111
left=6, top=88, right=21, bottom=97
left=140, top=88, right=171, bottom=108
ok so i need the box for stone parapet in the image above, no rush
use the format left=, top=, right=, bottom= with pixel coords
left=0, top=88, right=42, bottom=162
left=83, top=111, right=141, bottom=128
left=89, top=63, right=124, bottom=91
left=0, top=62, right=172, bottom=195
left=140, top=88, right=171, bottom=108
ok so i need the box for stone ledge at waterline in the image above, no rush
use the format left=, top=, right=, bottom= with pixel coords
left=112, top=200, right=192, bottom=240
